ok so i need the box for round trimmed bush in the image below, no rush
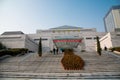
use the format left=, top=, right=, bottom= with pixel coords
left=61, top=49, right=84, bottom=70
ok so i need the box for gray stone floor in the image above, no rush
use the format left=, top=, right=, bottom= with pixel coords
left=0, top=51, right=120, bottom=79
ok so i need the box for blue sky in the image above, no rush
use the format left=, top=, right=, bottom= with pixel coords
left=0, top=0, right=120, bottom=34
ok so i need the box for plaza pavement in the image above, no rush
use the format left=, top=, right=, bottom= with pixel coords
left=0, top=51, right=120, bottom=79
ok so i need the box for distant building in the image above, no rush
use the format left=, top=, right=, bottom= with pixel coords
left=0, top=31, right=38, bottom=52
left=104, top=5, right=120, bottom=32
left=99, top=5, right=120, bottom=50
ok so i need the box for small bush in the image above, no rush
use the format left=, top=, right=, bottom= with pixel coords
left=64, top=49, right=74, bottom=55
left=9, top=48, right=28, bottom=56
left=81, top=50, right=86, bottom=52
left=11, top=48, right=28, bottom=53
left=61, top=49, right=84, bottom=70
left=9, top=49, right=20, bottom=56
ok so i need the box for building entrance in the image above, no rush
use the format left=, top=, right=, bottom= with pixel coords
left=53, top=36, right=82, bottom=49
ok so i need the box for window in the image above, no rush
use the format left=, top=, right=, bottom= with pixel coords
left=74, top=36, right=79, bottom=37
left=34, top=38, right=48, bottom=41
left=42, top=38, right=48, bottom=40
left=86, top=37, right=92, bottom=39
left=0, top=37, right=21, bottom=39
left=34, top=39, right=39, bottom=41
left=94, top=37, right=97, bottom=39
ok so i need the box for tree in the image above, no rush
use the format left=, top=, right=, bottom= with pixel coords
left=0, top=42, right=6, bottom=50
left=38, top=37, right=42, bottom=57
left=0, top=42, right=3, bottom=50
left=96, top=36, right=101, bottom=56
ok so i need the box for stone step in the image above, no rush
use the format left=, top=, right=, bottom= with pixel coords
left=0, top=72, right=120, bottom=79
left=0, top=51, right=120, bottom=79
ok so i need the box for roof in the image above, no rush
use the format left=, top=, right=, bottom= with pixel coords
left=111, top=5, right=120, bottom=9
left=50, top=25, right=82, bottom=29
left=104, top=5, right=120, bottom=19
left=1, top=31, right=24, bottom=35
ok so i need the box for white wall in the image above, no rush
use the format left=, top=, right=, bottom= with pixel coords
left=112, top=9, right=120, bottom=28
left=100, top=32, right=120, bottom=50
left=110, top=32, right=120, bottom=47
left=32, top=29, right=106, bottom=52
left=0, top=35, right=25, bottom=48
left=82, top=32, right=106, bottom=51
left=24, top=35, right=38, bottom=52
left=0, top=34, right=38, bottom=52
left=100, top=33, right=113, bottom=50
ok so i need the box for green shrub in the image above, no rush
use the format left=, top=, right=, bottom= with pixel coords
left=96, top=36, right=101, bottom=56
left=110, top=47, right=120, bottom=52
left=115, top=47, right=120, bottom=52
left=0, top=48, right=28, bottom=56
left=38, top=37, right=42, bottom=57
left=109, top=47, right=115, bottom=52
left=9, top=48, right=28, bottom=56
left=61, top=49, right=84, bottom=70
left=11, top=48, right=28, bottom=53
left=8, top=49, right=21, bottom=56
left=0, top=42, right=6, bottom=50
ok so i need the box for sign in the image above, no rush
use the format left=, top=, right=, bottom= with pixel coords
left=53, top=39, right=82, bottom=42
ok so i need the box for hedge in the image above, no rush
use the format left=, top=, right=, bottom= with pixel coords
left=0, top=48, right=28, bottom=57
left=61, top=49, right=84, bottom=70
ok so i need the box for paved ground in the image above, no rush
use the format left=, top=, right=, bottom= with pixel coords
left=0, top=51, right=120, bottom=79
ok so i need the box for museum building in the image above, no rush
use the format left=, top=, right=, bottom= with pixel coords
left=0, top=25, right=106, bottom=52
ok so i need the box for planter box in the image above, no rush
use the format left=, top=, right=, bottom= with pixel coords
left=114, top=51, right=120, bottom=55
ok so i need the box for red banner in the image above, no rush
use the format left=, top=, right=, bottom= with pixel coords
left=53, top=39, right=82, bottom=42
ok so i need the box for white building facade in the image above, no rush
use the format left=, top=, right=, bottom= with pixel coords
left=28, top=25, right=106, bottom=52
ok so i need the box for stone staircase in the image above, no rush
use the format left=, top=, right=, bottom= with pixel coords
left=0, top=51, right=120, bottom=79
